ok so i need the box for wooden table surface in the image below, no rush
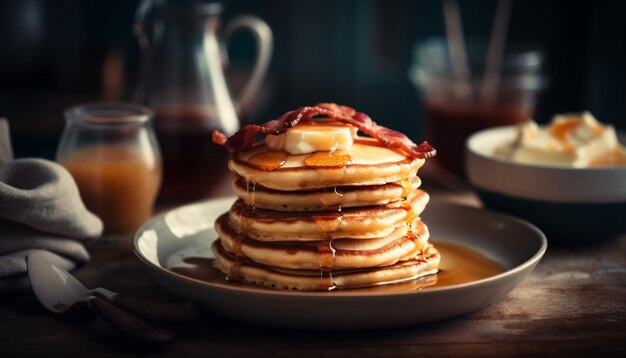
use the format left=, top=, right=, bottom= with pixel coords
left=1, top=177, right=625, bottom=357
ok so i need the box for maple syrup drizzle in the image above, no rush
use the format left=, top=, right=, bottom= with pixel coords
left=313, top=214, right=343, bottom=291
left=333, top=186, right=343, bottom=198
left=245, top=179, right=257, bottom=209
left=317, top=236, right=337, bottom=270
left=248, top=150, right=288, bottom=170
left=304, top=151, right=352, bottom=168
left=334, top=187, right=344, bottom=213
left=233, top=204, right=253, bottom=280
left=400, top=198, right=428, bottom=259
left=317, top=270, right=337, bottom=291
left=549, top=118, right=579, bottom=153
left=237, top=212, right=244, bottom=233
left=240, top=207, right=255, bottom=236
left=407, top=230, right=428, bottom=260
left=230, top=203, right=252, bottom=278
left=231, top=233, right=246, bottom=258
left=226, top=259, right=244, bottom=281
left=549, top=118, right=577, bottom=139
left=316, top=186, right=345, bottom=210
left=401, top=200, right=418, bottom=225
left=399, top=177, right=413, bottom=198
left=302, top=147, right=350, bottom=290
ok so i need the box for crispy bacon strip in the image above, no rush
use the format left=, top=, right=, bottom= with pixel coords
left=212, top=103, right=436, bottom=159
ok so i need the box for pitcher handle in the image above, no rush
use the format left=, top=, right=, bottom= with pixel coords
left=133, top=0, right=155, bottom=51
left=132, top=0, right=158, bottom=103
left=224, top=15, right=273, bottom=116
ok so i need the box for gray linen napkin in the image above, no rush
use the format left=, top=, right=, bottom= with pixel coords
left=0, top=119, right=103, bottom=294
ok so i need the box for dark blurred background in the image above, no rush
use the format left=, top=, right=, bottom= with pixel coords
left=1, top=0, right=625, bottom=159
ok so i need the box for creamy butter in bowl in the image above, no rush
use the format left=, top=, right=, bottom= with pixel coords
left=466, top=113, right=626, bottom=242
left=494, top=112, right=626, bottom=168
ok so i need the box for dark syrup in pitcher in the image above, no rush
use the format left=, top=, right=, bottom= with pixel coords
left=153, top=107, right=231, bottom=203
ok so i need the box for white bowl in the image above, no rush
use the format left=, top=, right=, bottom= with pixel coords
left=466, top=126, right=626, bottom=241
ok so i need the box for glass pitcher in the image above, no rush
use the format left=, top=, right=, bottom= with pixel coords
left=133, top=0, right=272, bottom=203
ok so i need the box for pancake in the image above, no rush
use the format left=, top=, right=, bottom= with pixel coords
left=232, top=175, right=422, bottom=211
left=229, top=137, right=425, bottom=191
left=228, top=189, right=430, bottom=241
left=212, top=240, right=441, bottom=291
left=216, top=213, right=430, bottom=270
left=210, top=104, right=439, bottom=292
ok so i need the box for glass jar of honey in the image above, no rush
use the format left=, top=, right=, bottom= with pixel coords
left=56, top=103, right=161, bottom=248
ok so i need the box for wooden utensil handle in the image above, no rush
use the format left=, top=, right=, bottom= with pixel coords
left=88, top=296, right=173, bottom=344
left=108, top=294, right=200, bottom=323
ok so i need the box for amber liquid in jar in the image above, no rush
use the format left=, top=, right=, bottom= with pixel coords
left=153, top=108, right=231, bottom=203
left=60, top=145, right=161, bottom=235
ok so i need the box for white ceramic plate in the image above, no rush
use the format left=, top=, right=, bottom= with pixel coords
left=133, top=197, right=546, bottom=330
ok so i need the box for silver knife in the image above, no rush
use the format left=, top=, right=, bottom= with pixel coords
left=27, top=250, right=172, bottom=343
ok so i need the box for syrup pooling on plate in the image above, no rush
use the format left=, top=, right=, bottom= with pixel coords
left=169, top=242, right=504, bottom=291
left=433, top=242, right=504, bottom=286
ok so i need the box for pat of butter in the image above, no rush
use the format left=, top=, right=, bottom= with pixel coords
left=265, top=122, right=358, bottom=154
left=496, top=112, right=626, bottom=167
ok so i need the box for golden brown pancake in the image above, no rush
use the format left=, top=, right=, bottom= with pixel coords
left=211, top=111, right=438, bottom=291
left=232, top=175, right=422, bottom=211
left=229, top=137, right=425, bottom=191
left=228, top=189, right=429, bottom=241
left=215, top=213, right=429, bottom=270
left=212, top=240, right=441, bottom=291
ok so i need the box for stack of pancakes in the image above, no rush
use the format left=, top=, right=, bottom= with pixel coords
left=212, top=136, right=440, bottom=291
